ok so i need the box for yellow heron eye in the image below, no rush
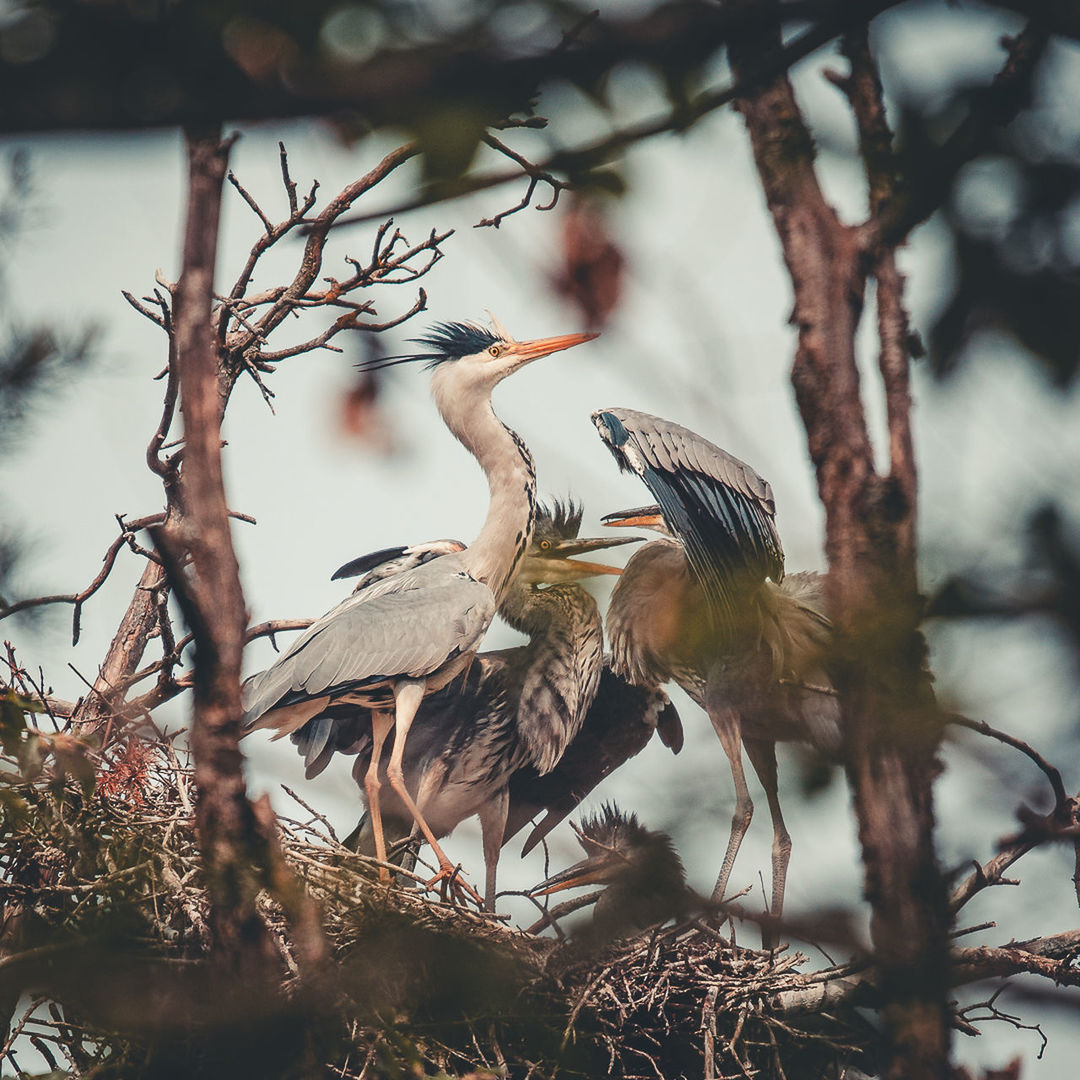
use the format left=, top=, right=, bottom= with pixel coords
left=488, top=344, right=502, bottom=358
left=539, top=539, right=551, bottom=550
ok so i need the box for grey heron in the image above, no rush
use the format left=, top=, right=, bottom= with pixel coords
left=531, top=803, right=692, bottom=942
left=291, top=501, right=679, bottom=910
left=591, top=408, right=839, bottom=925
left=241, top=319, right=597, bottom=895
left=502, top=664, right=683, bottom=858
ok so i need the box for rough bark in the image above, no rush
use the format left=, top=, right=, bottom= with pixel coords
left=726, top=13, right=950, bottom=1078
left=71, top=559, right=167, bottom=736
left=153, top=126, right=278, bottom=976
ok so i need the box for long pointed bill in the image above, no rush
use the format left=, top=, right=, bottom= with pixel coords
left=509, top=332, right=598, bottom=364
left=531, top=857, right=611, bottom=897
left=601, top=506, right=665, bottom=530
left=535, top=535, right=645, bottom=579
left=554, top=535, right=641, bottom=558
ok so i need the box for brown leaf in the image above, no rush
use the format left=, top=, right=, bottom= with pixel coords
left=551, top=197, right=624, bottom=332
left=339, top=371, right=393, bottom=453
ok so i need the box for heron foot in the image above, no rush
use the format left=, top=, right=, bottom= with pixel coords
left=424, top=862, right=483, bottom=909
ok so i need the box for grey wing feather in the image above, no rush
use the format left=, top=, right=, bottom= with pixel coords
left=592, top=408, right=784, bottom=631
left=503, top=665, right=682, bottom=854
left=243, top=557, right=495, bottom=726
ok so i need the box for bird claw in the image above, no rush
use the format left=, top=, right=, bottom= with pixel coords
left=424, top=863, right=483, bottom=909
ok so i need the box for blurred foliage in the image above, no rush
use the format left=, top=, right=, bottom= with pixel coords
left=886, top=43, right=1080, bottom=385
left=929, top=502, right=1080, bottom=646
left=0, top=0, right=723, bottom=180
left=0, top=151, right=96, bottom=450
left=0, top=150, right=96, bottom=615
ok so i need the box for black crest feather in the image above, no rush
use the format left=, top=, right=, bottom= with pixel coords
left=533, top=498, right=584, bottom=545
left=412, top=321, right=501, bottom=369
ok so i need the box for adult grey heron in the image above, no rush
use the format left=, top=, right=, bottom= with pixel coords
left=241, top=319, right=597, bottom=893
left=531, top=803, right=693, bottom=943
left=591, top=408, right=839, bottom=925
left=291, top=501, right=680, bottom=910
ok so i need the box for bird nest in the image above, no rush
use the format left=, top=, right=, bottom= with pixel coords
left=552, top=925, right=871, bottom=1080
left=0, top=724, right=872, bottom=1079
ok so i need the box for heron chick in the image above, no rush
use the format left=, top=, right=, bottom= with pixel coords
left=532, top=803, right=693, bottom=942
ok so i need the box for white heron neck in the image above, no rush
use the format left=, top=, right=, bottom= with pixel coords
left=434, top=377, right=536, bottom=599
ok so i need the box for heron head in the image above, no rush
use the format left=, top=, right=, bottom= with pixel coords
left=356, top=318, right=597, bottom=395
left=517, top=499, right=642, bottom=586
left=531, top=803, right=683, bottom=896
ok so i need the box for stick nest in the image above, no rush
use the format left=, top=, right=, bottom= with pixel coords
left=0, top=727, right=873, bottom=1079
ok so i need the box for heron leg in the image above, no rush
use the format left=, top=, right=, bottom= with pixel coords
left=363, top=710, right=394, bottom=883
left=745, top=737, right=791, bottom=947
left=386, top=678, right=482, bottom=907
left=477, top=786, right=509, bottom=913
left=707, top=702, right=753, bottom=907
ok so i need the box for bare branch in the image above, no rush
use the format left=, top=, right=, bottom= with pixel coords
left=331, top=1, right=898, bottom=231
left=946, top=712, right=1069, bottom=817
left=0, top=513, right=166, bottom=644
left=861, top=22, right=1051, bottom=253
left=227, top=169, right=273, bottom=234
left=474, top=133, right=567, bottom=229
left=726, top=10, right=950, bottom=1075
left=278, top=141, right=298, bottom=215
left=121, top=290, right=166, bottom=328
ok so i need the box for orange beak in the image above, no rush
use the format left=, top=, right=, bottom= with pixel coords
left=531, top=860, right=611, bottom=896
left=554, top=559, right=623, bottom=577
left=508, top=332, right=599, bottom=363
left=601, top=506, right=665, bottom=530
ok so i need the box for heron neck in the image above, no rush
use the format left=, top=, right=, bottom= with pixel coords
left=438, top=391, right=536, bottom=599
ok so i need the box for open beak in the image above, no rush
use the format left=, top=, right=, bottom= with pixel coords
left=539, top=534, right=644, bottom=579
left=508, top=331, right=599, bottom=364
left=601, top=505, right=666, bottom=530
left=531, top=855, right=613, bottom=897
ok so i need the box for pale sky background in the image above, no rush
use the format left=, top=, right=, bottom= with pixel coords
left=3, top=3, right=1079, bottom=1074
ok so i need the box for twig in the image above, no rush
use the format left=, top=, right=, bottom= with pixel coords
left=0, top=512, right=166, bottom=644
left=947, top=712, right=1069, bottom=817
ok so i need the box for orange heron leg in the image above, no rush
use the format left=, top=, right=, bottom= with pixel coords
left=386, top=678, right=482, bottom=907
left=362, top=710, right=395, bottom=882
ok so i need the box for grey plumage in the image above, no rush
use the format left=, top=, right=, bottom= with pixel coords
left=593, top=408, right=839, bottom=929
left=242, top=318, right=597, bottom=890
left=332, top=539, right=466, bottom=591
left=503, top=666, right=683, bottom=857
left=287, top=499, right=656, bottom=909
left=593, top=407, right=783, bottom=640
left=243, top=558, right=495, bottom=730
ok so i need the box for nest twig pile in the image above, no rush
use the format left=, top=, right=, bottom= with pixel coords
left=554, top=924, right=872, bottom=1079
left=0, top=719, right=872, bottom=1079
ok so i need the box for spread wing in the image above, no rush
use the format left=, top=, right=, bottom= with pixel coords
left=502, top=665, right=683, bottom=855
left=243, top=557, right=495, bottom=729
left=592, top=407, right=783, bottom=632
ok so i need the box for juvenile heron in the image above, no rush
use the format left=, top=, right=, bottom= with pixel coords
left=592, top=408, right=839, bottom=923
left=502, top=665, right=683, bottom=857
left=241, top=319, right=597, bottom=893
left=291, top=500, right=643, bottom=909
left=531, top=803, right=692, bottom=942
